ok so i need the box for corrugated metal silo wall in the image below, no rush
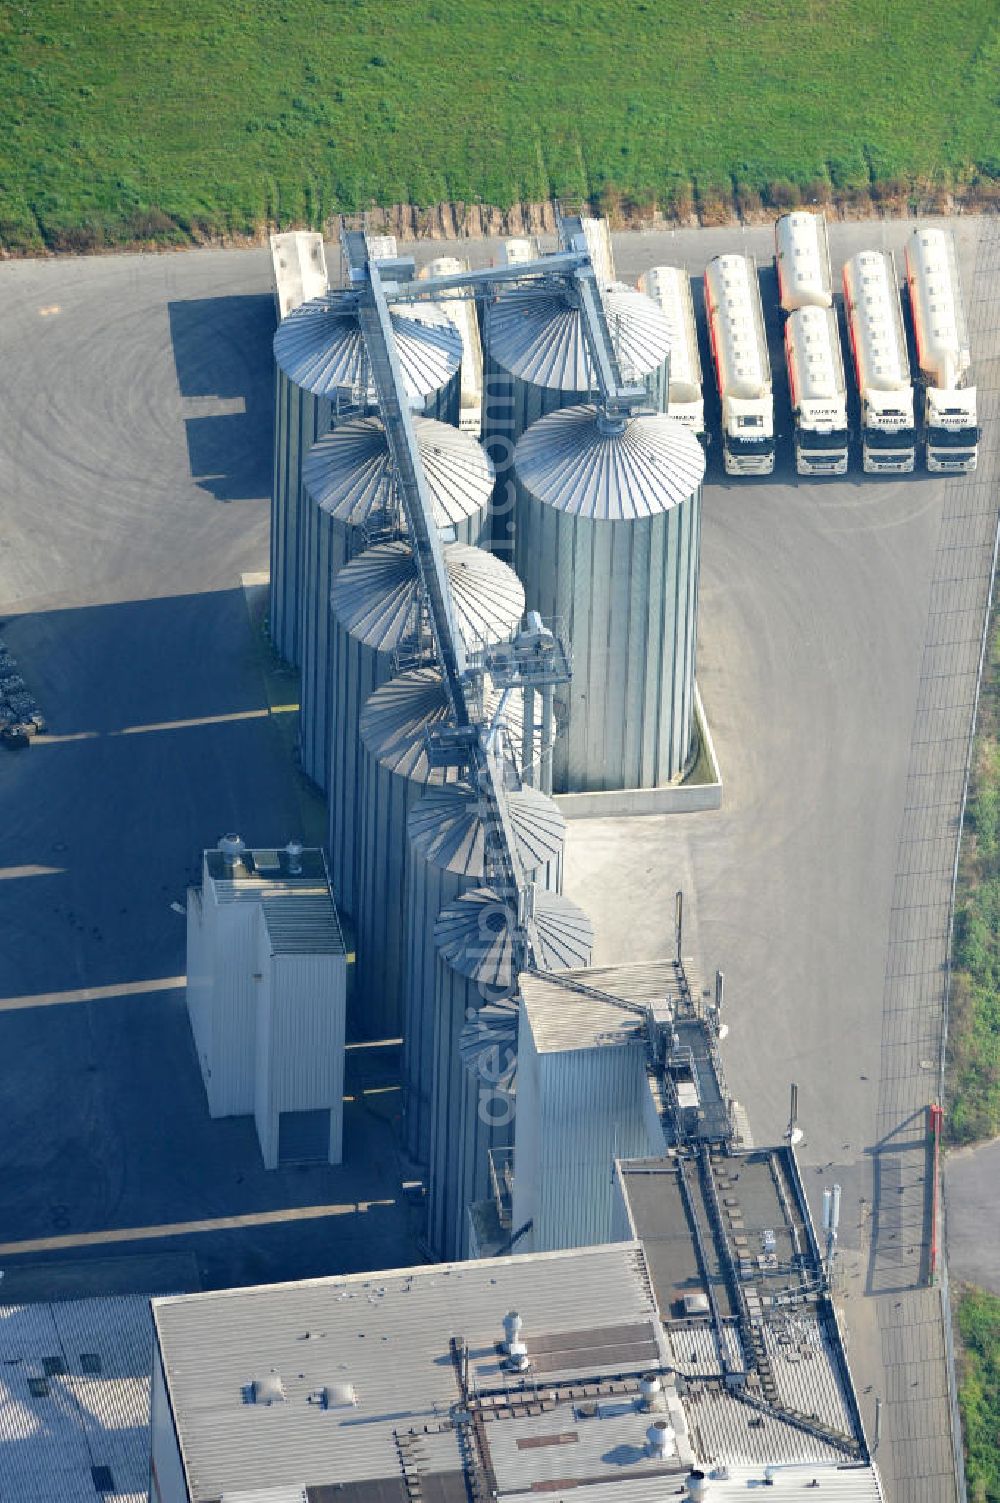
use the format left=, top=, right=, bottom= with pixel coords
left=513, top=1041, right=661, bottom=1253
left=270, top=371, right=333, bottom=666
left=426, top=956, right=514, bottom=1262
left=403, top=846, right=561, bottom=1168
left=515, top=486, right=703, bottom=792
left=298, top=507, right=351, bottom=790
left=326, top=623, right=395, bottom=922
left=353, top=750, right=460, bottom=1042
left=270, top=369, right=461, bottom=669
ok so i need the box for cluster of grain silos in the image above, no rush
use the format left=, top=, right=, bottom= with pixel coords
left=299, top=414, right=492, bottom=792
left=265, top=222, right=714, bottom=1264
left=271, top=294, right=462, bottom=666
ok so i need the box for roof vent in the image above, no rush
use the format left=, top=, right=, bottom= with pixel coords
left=646, top=1419, right=675, bottom=1459
left=502, top=1310, right=522, bottom=1349
left=250, top=1372, right=285, bottom=1405
left=638, top=1372, right=662, bottom=1411
left=321, top=1381, right=358, bottom=1409
left=218, top=833, right=245, bottom=868
left=285, top=840, right=304, bottom=874
left=686, top=1471, right=708, bottom=1501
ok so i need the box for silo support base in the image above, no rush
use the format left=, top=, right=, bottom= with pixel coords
left=553, top=684, right=722, bottom=819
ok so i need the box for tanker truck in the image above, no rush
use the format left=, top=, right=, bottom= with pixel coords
left=704, top=254, right=775, bottom=476
left=638, top=266, right=705, bottom=439
left=784, top=306, right=849, bottom=475
left=774, top=210, right=833, bottom=312
left=904, top=228, right=979, bottom=473
left=419, top=256, right=484, bottom=436
left=842, top=251, right=915, bottom=473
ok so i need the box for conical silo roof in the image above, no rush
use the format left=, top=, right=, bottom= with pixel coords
left=407, top=782, right=565, bottom=878
left=514, top=404, right=706, bottom=521
left=331, top=541, right=524, bottom=654
left=460, top=996, right=520, bottom=1090
left=487, top=281, right=671, bottom=392
left=274, top=293, right=462, bottom=400
left=434, top=886, right=594, bottom=991
left=302, top=415, right=494, bottom=529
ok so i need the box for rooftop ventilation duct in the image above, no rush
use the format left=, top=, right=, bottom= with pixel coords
left=638, top=1372, right=661, bottom=1411
left=250, top=1372, right=285, bottom=1405
left=686, top=1471, right=708, bottom=1501
left=646, top=1419, right=675, bottom=1459
left=502, top=1310, right=522, bottom=1349
left=285, top=840, right=304, bottom=875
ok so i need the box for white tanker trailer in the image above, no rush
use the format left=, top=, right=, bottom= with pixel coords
left=842, top=250, right=915, bottom=474
left=638, top=266, right=705, bottom=438
left=419, top=256, right=483, bottom=436
left=904, top=228, right=978, bottom=473
left=774, top=211, right=833, bottom=313
left=784, top=306, right=849, bottom=475
left=704, top=254, right=775, bottom=476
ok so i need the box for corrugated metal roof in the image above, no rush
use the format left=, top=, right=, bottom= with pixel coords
left=407, top=782, right=565, bottom=878
left=519, top=960, right=692, bottom=1051
left=260, top=893, right=346, bottom=956
left=546, top=1467, right=884, bottom=1501
left=151, top=1243, right=658, bottom=1502
left=0, top=1295, right=153, bottom=1503
left=331, top=541, right=524, bottom=654
left=302, top=416, right=494, bottom=529
left=514, top=405, right=705, bottom=521
left=434, top=886, right=593, bottom=988
left=274, top=294, right=461, bottom=400
left=487, top=282, right=671, bottom=391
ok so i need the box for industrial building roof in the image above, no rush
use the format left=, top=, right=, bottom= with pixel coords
left=514, top=405, right=706, bottom=521
left=259, top=894, right=346, bottom=957
left=204, top=845, right=345, bottom=955
left=519, top=959, right=699, bottom=1051
left=616, top=1154, right=870, bottom=1472
left=152, top=1243, right=663, bottom=1502
left=0, top=1295, right=153, bottom=1503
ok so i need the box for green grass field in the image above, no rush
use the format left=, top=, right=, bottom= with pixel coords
left=958, top=1287, right=1000, bottom=1503
left=0, top=0, right=997, bottom=252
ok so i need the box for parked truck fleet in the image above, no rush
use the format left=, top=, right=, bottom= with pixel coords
left=649, top=216, right=974, bottom=478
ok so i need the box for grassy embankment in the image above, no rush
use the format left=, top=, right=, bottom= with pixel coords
left=0, top=0, right=998, bottom=253
left=948, top=613, right=1000, bottom=1145
left=958, top=1287, right=1000, bottom=1503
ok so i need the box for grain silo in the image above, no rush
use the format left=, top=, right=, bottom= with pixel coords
left=354, top=668, right=519, bottom=1039
left=298, top=416, right=493, bottom=790
left=271, top=295, right=462, bottom=666
left=401, top=782, right=565, bottom=1165
left=427, top=884, right=593, bottom=1260
left=328, top=541, right=524, bottom=918
left=483, top=281, right=671, bottom=554
left=513, top=404, right=706, bottom=792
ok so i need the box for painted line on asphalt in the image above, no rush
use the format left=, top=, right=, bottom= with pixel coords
left=0, top=975, right=185, bottom=1012
left=0, top=1199, right=397, bottom=1257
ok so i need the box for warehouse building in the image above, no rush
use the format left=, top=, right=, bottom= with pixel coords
left=150, top=1159, right=883, bottom=1502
